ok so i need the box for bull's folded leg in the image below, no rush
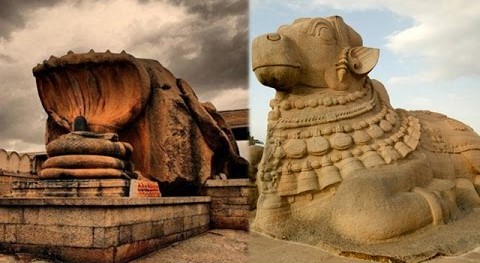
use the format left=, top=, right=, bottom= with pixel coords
left=252, top=193, right=290, bottom=238
left=331, top=178, right=435, bottom=241
left=456, top=177, right=480, bottom=209
left=328, top=160, right=458, bottom=241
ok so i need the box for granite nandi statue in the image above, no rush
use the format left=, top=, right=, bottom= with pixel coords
left=251, top=16, right=480, bottom=244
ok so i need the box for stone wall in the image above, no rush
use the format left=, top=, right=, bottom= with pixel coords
left=0, top=174, right=36, bottom=197
left=0, top=151, right=45, bottom=196
left=201, top=179, right=256, bottom=230
left=11, top=178, right=161, bottom=198
left=218, top=109, right=249, bottom=140
left=0, top=150, right=37, bottom=175
left=0, top=197, right=210, bottom=263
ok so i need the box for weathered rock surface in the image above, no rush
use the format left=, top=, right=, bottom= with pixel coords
left=34, top=51, right=248, bottom=195
left=40, top=130, right=135, bottom=180
left=251, top=15, right=480, bottom=259
left=0, top=150, right=35, bottom=175
left=249, top=145, right=264, bottom=182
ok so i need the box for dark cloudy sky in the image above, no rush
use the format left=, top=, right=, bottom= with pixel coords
left=0, top=0, right=248, bottom=152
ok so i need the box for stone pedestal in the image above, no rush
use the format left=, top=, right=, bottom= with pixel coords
left=0, top=197, right=210, bottom=263
left=12, top=179, right=160, bottom=198
left=201, top=179, right=256, bottom=230
left=0, top=174, right=36, bottom=197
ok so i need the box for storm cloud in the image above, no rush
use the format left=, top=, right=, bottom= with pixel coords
left=0, top=0, right=248, bottom=152
left=0, top=0, right=61, bottom=40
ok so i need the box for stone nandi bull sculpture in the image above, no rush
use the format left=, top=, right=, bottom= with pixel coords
left=34, top=50, right=248, bottom=196
left=252, top=16, right=480, bottom=243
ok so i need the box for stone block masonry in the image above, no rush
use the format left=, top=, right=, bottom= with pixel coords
left=0, top=197, right=210, bottom=263
left=201, top=179, right=257, bottom=230
left=0, top=150, right=42, bottom=197
left=12, top=179, right=161, bottom=198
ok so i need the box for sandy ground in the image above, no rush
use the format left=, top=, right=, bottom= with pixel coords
left=248, top=206, right=480, bottom=263
left=0, top=230, right=248, bottom=263
left=0, top=253, right=54, bottom=263
left=2, top=229, right=480, bottom=263
left=135, top=230, right=417, bottom=263
left=131, top=228, right=480, bottom=263
left=248, top=231, right=480, bottom=263
left=248, top=231, right=368, bottom=263
left=131, top=229, right=248, bottom=263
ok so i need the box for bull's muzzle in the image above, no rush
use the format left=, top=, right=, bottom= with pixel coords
left=252, top=33, right=301, bottom=90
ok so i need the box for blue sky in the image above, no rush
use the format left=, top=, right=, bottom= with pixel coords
left=249, top=0, right=480, bottom=143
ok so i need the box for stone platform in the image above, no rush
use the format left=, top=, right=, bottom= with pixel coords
left=249, top=231, right=480, bottom=263
left=0, top=197, right=210, bottom=263
left=201, top=179, right=256, bottom=230
left=0, top=174, right=36, bottom=197
left=11, top=179, right=160, bottom=198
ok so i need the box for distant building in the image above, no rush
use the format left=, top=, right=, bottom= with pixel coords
left=218, top=109, right=248, bottom=140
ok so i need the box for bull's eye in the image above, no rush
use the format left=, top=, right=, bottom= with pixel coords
left=318, top=27, right=333, bottom=42
left=308, top=22, right=334, bottom=43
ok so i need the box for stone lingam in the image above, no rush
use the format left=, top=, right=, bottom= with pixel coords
left=251, top=16, right=480, bottom=261
left=17, top=50, right=248, bottom=197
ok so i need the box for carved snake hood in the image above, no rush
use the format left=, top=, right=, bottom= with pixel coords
left=33, top=50, right=248, bottom=195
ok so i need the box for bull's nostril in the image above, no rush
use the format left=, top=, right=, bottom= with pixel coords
left=267, top=33, right=281, bottom=41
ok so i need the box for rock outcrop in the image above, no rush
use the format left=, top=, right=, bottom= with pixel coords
left=34, top=50, right=248, bottom=196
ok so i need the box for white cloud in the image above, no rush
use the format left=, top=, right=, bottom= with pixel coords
left=0, top=0, right=249, bottom=153
left=2, top=0, right=189, bottom=65
left=0, top=0, right=191, bottom=152
left=206, top=87, right=248, bottom=111
left=405, top=97, right=434, bottom=109
left=308, top=0, right=480, bottom=83
left=387, top=71, right=439, bottom=86
left=2, top=139, right=44, bottom=153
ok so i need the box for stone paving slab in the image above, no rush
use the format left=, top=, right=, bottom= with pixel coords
left=427, top=247, right=480, bottom=263
left=249, top=232, right=369, bottom=263
left=1, top=230, right=480, bottom=263
left=0, top=253, right=55, bottom=263
left=248, top=231, right=480, bottom=263
left=131, top=229, right=248, bottom=263
left=0, top=197, right=210, bottom=206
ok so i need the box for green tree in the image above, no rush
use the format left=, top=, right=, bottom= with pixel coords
left=248, top=136, right=264, bottom=146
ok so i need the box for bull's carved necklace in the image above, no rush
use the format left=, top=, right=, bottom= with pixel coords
left=259, top=85, right=422, bottom=198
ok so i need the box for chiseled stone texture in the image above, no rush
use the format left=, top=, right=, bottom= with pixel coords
left=0, top=174, right=36, bottom=197
left=201, top=179, right=256, bottom=230
left=251, top=15, right=480, bottom=259
left=0, top=150, right=38, bottom=196
left=0, top=197, right=210, bottom=263
left=0, top=150, right=36, bottom=176
left=130, top=229, right=248, bottom=263
left=12, top=179, right=130, bottom=198
left=33, top=50, right=248, bottom=196
left=249, top=232, right=480, bottom=263
left=12, top=178, right=161, bottom=198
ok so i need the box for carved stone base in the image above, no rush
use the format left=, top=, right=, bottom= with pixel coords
left=12, top=179, right=161, bottom=197
left=129, top=179, right=161, bottom=197
left=200, top=179, right=257, bottom=230
left=0, top=173, right=36, bottom=197
left=0, top=197, right=210, bottom=263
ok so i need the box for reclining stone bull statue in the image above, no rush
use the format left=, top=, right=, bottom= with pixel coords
left=34, top=50, right=248, bottom=196
left=252, top=16, right=480, bottom=243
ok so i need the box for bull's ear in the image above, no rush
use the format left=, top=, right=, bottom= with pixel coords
left=347, top=47, right=379, bottom=76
